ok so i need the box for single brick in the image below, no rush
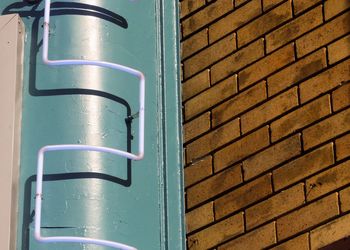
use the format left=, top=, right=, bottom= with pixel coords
left=328, top=34, right=350, bottom=65
left=277, top=193, right=339, bottom=240
left=212, top=81, right=267, bottom=127
left=186, top=118, right=240, bottom=163
left=184, top=155, right=212, bottom=188
left=263, top=0, right=285, bottom=11
left=299, top=58, right=350, bottom=103
left=340, top=186, right=350, bottom=212
left=296, top=11, right=350, bottom=57
left=186, top=164, right=242, bottom=208
left=273, top=143, right=334, bottom=191
left=237, top=0, right=292, bottom=47
left=271, top=95, right=331, bottom=142
left=310, top=213, right=350, bottom=250
left=183, top=33, right=236, bottom=78
left=306, top=160, right=350, bottom=201
left=209, top=0, right=261, bottom=43
left=218, top=222, right=276, bottom=250
left=182, top=69, right=210, bottom=102
left=214, top=126, right=270, bottom=172
left=182, top=29, right=208, bottom=59
left=266, top=6, right=323, bottom=53
left=246, top=184, right=304, bottom=229
left=180, top=0, right=205, bottom=18
left=211, top=39, right=264, bottom=84
left=187, top=213, right=244, bottom=250
left=270, top=234, right=309, bottom=250
left=184, top=75, right=237, bottom=120
left=324, top=0, right=350, bottom=20
left=267, top=48, right=327, bottom=96
left=243, top=134, right=301, bottom=180
left=184, top=112, right=210, bottom=143
left=182, top=0, right=234, bottom=37
left=241, top=87, right=299, bottom=134
left=214, top=174, right=272, bottom=219
left=332, top=82, right=350, bottom=111
left=238, top=43, right=295, bottom=90
left=336, top=133, right=350, bottom=161
left=293, top=0, right=322, bottom=15
left=186, top=202, right=214, bottom=233
left=303, top=108, right=350, bottom=150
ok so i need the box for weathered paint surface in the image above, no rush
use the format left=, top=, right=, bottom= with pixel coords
left=0, top=1, right=184, bottom=249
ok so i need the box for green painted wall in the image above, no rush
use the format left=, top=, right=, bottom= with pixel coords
left=0, top=1, right=184, bottom=249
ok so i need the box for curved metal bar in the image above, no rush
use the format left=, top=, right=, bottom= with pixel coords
left=34, top=1, right=145, bottom=249
left=42, top=0, right=145, bottom=161
left=34, top=145, right=138, bottom=250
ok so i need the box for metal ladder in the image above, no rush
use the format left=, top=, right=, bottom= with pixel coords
left=34, top=1, right=145, bottom=249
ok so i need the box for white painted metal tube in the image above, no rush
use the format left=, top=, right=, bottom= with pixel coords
left=42, top=0, right=145, bottom=161
left=34, top=146, right=137, bottom=250
left=34, top=1, right=145, bottom=249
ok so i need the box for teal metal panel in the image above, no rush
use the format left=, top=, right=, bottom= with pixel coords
left=0, top=1, right=184, bottom=249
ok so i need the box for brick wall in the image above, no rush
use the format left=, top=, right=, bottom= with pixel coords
left=180, top=0, right=350, bottom=249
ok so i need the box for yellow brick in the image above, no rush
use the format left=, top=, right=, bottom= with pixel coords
left=336, top=133, right=350, bottom=161
left=246, top=184, right=305, bottom=229
left=187, top=164, right=242, bottom=208
left=215, top=174, right=272, bottom=219
left=186, top=202, right=214, bottom=233
left=184, top=155, right=212, bottom=188
left=182, top=29, right=208, bottom=59
left=182, top=69, right=210, bottom=101
left=184, top=112, right=210, bottom=143
left=237, top=0, right=292, bottom=47
left=180, top=0, right=205, bottom=18
left=293, top=0, right=321, bottom=15
left=209, top=0, right=261, bottom=43
left=211, top=39, right=264, bottom=84
left=239, top=43, right=295, bottom=90
left=333, top=82, right=350, bottom=112
left=243, top=134, right=301, bottom=180
left=271, top=95, right=331, bottom=142
left=183, top=33, right=236, bottom=78
left=328, top=34, right=350, bottom=65
left=267, top=48, right=327, bottom=96
left=186, top=118, right=240, bottom=163
left=182, top=0, right=234, bottom=37
left=266, top=6, right=323, bottom=53
left=273, top=143, right=334, bottom=191
left=241, top=87, right=298, bottom=133
left=187, top=213, right=244, bottom=250
left=303, top=108, right=350, bottom=150
left=214, top=126, right=270, bottom=172
left=296, top=11, right=350, bottom=57
left=263, top=0, right=285, bottom=11
left=299, top=58, right=350, bottom=103
left=310, top=213, right=350, bottom=250
left=218, top=222, right=276, bottom=250
left=270, top=234, right=309, bottom=250
left=340, top=186, right=350, bottom=212
left=306, top=160, right=350, bottom=201
left=184, top=75, right=237, bottom=120
left=324, top=0, right=350, bottom=20
left=212, top=81, right=267, bottom=127
left=277, top=193, right=339, bottom=240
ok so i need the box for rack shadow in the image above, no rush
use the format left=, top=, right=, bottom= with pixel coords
left=3, top=2, right=136, bottom=250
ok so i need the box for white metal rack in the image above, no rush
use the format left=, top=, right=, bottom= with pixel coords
left=34, top=1, right=144, bottom=249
